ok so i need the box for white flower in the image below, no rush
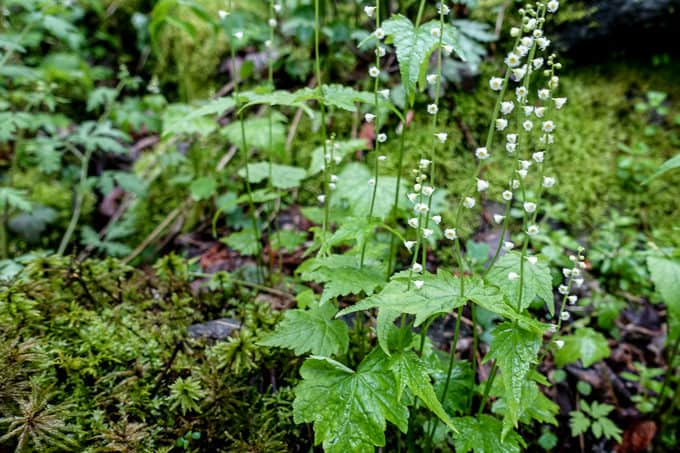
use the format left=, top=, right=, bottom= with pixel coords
left=329, top=182, right=336, bottom=190
left=579, top=261, right=587, bottom=269
left=502, top=190, right=513, bottom=201
left=427, top=104, right=438, bottom=115
left=489, top=77, right=504, bottom=91
left=568, top=295, right=578, bottom=304
left=527, top=224, right=539, bottom=235
left=426, top=73, right=438, bottom=85
left=438, top=3, right=450, bottom=15
left=510, top=27, right=521, bottom=37
left=475, top=147, right=489, bottom=160
left=516, top=44, right=529, bottom=57
left=435, top=132, right=448, bottom=143
left=506, top=133, right=517, bottom=144
left=377, top=133, right=387, bottom=143
left=503, top=241, right=514, bottom=250
left=414, top=280, right=425, bottom=289
left=525, top=18, right=537, bottom=31
left=408, top=217, right=419, bottom=228
left=517, top=169, right=528, bottom=179
left=540, top=134, right=555, bottom=145
left=330, top=174, right=338, bottom=182
left=543, top=176, right=556, bottom=188
left=419, top=159, right=431, bottom=168
left=414, top=183, right=422, bottom=192
left=442, top=44, right=454, bottom=56
left=537, top=37, right=550, bottom=50
left=494, top=214, right=505, bottom=224
left=364, top=6, right=376, bottom=17
left=549, top=76, right=560, bottom=89
left=422, top=186, right=434, bottom=196
left=523, top=120, right=533, bottom=131
left=520, top=160, right=532, bottom=170
left=374, top=28, right=385, bottom=40
left=464, top=197, right=476, bottom=208
left=521, top=36, right=534, bottom=48
left=404, top=240, right=416, bottom=251
left=513, top=66, right=527, bottom=82
left=268, top=18, right=277, bottom=27
left=378, top=155, right=387, bottom=162
left=554, top=340, right=565, bottom=349
left=496, top=118, right=508, bottom=130
left=234, top=31, right=244, bottom=40
left=414, top=203, right=429, bottom=214
left=542, top=121, right=556, bottom=132
left=547, top=0, right=560, bottom=14
left=512, top=179, right=521, bottom=189
left=218, top=10, right=229, bottom=19
left=524, top=106, right=534, bottom=116
left=558, top=284, right=569, bottom=295
left=265, top=39, right=272, bottom=48
left=516, top=86, right=528, bottom=100
left=378, top=89, right=390, bottom=98
left=430, top=26, right=441, bottom=38
left=538, top=89, right=550, bottom=100
left=527, top=256, right=538, bottom=265
left=317, top=194, right=325, bottom=203
left=369, top=66, right=380, bottom=78
left=376, top=46, right=386, bottom=57
left=524, top=202, right=537, bottom=213
left=533, top=29, right=543, bottom=38
left=412, top=263, right=423, bottom=273
left=505, top=52, right=521, bottom=68
left=534, top=106, right=546, bottom=118
left=532, top=151, right=544, bottom=163
left=431, top=215, right=441, bottom=224
left=560, top=311, right=570, bottom=321
left=422, top=228, right=433, bottom=238
left=532, top=57, right=544, bottom=69
left=477, top=179, right=489, bottom=192
left=554, top=97, right=568, bottom=109
left=444, top=228, right=457, bottom=240
left=273, top=3, right=282, bottom=13
left=508, top=272, right=520, bottom=281
left=364, top=113, right=375, bottom=123
left=407, top=193, right=418, bottom=202
left=368, top=178, right=376, bottom=186
left=506, top=143, right=517, bottom=153
left=573, top=278, right=584, bottom=287
left=501, top=101, right=515, bottom=115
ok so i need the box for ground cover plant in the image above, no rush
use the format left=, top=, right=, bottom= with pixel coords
left=1, top=0, right=679, bottom=452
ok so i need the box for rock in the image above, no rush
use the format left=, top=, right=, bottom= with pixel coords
left=552, top=0, right=680, bottom=59
left=187, top=318, right=241, bottom=340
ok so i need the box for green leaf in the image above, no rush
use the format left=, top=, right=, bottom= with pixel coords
left=307, top=139, right=367, bottom=176
left=320, top=84, right=375, bottom=112
left=554, top=327, right=610, bottom=368
left=87, top=87, right=118, bottom=112
left=270, top=230, right=307, bottom=252
left=162, top=103, right=217, bottom=137
left=647, top=256, right=680, bottom=339
left=259, top=303, right=349, bottom=357
left=389, top=351, right=456, bottom=432
left=186, top=96, right=235, bottom=119
left=238, top=162, right=307, bottom=189
left=486, top=252, right=554, bottom=314
left=333, top=163, right=407, bottom=220
left=298, top=255, right=385, bottom=304
left=569, top=410, right=590, bottom=437
left=452, top=415, right=523, bottom=453
left=238, top=89, right=313, bottom=117
left=189, top=176, right=217, bottom=201
left=587, top=401, right=614, bottom=418
left=293, top=350, right=409, bottom=453
left=595, top=416, right=623, bottom=442
left=221, top=229, right=259, bottom=256
left=433, top=361, right=475, bottom=416
left=222, top=112, right=287, bottom=151
left=0, top=188, right=32, bottom=212
left=382, top=17, right=463, bottom=104
left=492, top=380, right=558, bottom=432
left=646, top=153, right=680, bottom=182
left=485, top=322, right=542, bottom=437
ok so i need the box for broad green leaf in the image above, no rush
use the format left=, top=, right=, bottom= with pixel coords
left=484, top=322, right=542, bottom=437
left=293, top=350, right=409, bottom=453
left=270, top=230, right=307, bottom=252
left=87, top=87, right=117, bottom=112
left=389, top=351, right=456, bottom=432
left=433, top=360, right=475, bottom=416
left=647, top=256, right=680, bottom=339
left=645, top=153, right=680, bottom=182
left=189, top=176, right=217, bottom=201
left=222, top=112, right=287, bottom=151
left=298, top=255, right=384, bottom=304
left=162, top=104, right=217, bottom=137
left=333, top=162, right=407, bottom=220
left=221, top=229, right=259, bottom=256
left=320, top=84, right=374, bottom=112
left=586, top=401, right=614, bottom=418
left=594, top=416, right=623, bottom=442
left=186, top=96, right=235, bottom=119
left=0, top=188, right=32, bottom=212
left=259, top=303, right=349, bottom=357
left=452, top=415, right=523, bottom=453
left=554, top=327, right=610, bottom=367
left=569, top=410, right=590, bottom=437
left=238, top=89, right=313, bottom=117
left=492, top=380, right=558, bottom=434
left=238, top=162, right=307, bottom=189
left=486, top=251, right=554, bottom=314
left=382, top=16, right=464, bottom=104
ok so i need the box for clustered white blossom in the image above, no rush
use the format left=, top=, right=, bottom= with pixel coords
left=556, top=247, right=586, bottom=326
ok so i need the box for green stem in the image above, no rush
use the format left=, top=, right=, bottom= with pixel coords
left=654, top=334, right=680, bottom=414
left=58, top=146, right=93, bottom=255
left=386, top=120, right=407, bottom=278
left=477, top=362, right=498, bottom=415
